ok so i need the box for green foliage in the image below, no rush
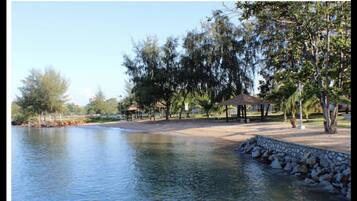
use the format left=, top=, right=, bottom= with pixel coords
left=11, top=101, right=32, bottom=124
left=238, top=2, right=351, bottom=133
left=105, top=98, right=119, bottom=115
left=17, top=67, right=69, bottom=116
left=123, top=36, right=181, bottom=119
left=123, top=10, right=261, bottom=119
left=86, top=89, right=118, bottom=115
left=65, top=103, right=85, bottom=115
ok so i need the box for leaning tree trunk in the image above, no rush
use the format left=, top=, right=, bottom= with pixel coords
left=305, top=112, right=309, bottom=122
left=165, top=103, right=170, bottom=120
left=330, top=103, right=338, bottom=134
left=265, top=104, right=270, bottom=117
left=320, top=94, right=337, bottom=134
left=179, top=93, right=187, bottom=120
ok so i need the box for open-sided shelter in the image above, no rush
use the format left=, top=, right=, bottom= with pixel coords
left=221, top=93, right=270, bottom=123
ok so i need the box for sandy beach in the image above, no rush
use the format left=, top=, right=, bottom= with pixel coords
left=87, top=119, right=351, bottom=153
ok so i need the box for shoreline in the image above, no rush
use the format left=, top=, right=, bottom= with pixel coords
left=82, top=119, right=351, bottom=153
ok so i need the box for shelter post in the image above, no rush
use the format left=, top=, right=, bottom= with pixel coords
left=244, top=105, right=247, bottom=123
left=225, top=105, right=228, bottom=122
left=236, top=105, right=239, bottom=120
left=265, top=104, right=270, bottom=117
left=238, top=105, right=241, bottom=118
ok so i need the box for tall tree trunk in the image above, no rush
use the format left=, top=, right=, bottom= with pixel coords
left=306, top=112, right=309, bottom=122
left=225, top=105, right=228, bottom=122
left=238, top=105, right=241, bottom=118
left=165, top=103, right=170, bottom=120
left=265, top=104, right=270, bottom=117
left=320, top=94, right=332, bottom=133
left=179, top=92, right=187, bottom=120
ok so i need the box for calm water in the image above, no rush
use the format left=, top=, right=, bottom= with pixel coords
left=12, top=126, right=345, bottom=201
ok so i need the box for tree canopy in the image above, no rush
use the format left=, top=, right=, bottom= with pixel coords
left=17, top=67, right=69, bottom=116
left=236, top=1, right=351, bottom=133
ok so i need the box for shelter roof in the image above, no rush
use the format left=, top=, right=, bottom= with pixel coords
left=221, top=93, right=270, bottom=106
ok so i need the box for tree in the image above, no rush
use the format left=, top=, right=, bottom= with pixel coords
left=158, top=37, right=181, bottom=120
left=123, top=37, right=161, bottom=115
left=86, top=88, right=107, bottom=114
left=179, top=31, right=206, bottom=119
left=123, top=36, right=181, bottom=120
left=105, top=98, right=119, bottom=115
left=17, top=67, right=69, bottom=121
left=237, top=2, right=351, bottom=133
left=65, top=103, right=85, bottom=115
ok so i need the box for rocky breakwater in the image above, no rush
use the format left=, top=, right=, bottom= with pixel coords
left=238, top=137, right=351, bottom=200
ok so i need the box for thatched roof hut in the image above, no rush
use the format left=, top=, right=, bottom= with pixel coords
left=127, top=104, right=139, bottom=111
left=155, top=102, right=166, bottom=109
left=221, top=93, right=270, bottom=123
left=221, top=93, right=269, bottom=106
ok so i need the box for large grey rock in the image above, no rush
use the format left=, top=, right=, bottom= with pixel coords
left=302, top=152, right=312, bottom=161
left=332, top=182, right=343, bottom=189
left=284, top=162, right=293, bottom=172
left=304, top=178, right=317, bottom=185
left=341, top=187, right=347, bottom=196
left=311, top=167, right=322, bottom=178
left=262, top=150, right=271, bottom=158
left=292, top=164, right=308, bottom=174
left=313, top=163, right=319, bottom=169
left=334, top=172, right=342, bottom=183
left=346, top=188, right=351, bottom=200
left=319, top=173, right=333, bottom=182
left=252, top=148, right=261, bottom=158
left=277, top=152, right=286, bottom=157
left=239, top=142, right=247, bottom=150
left=306, top=156, right=317, bottom=166
left=319, top=180, right=338, bottom=193
left=342, top=167, right=351, bottom=176
left=271, top=159, right=282, bottom=169
left=268, top=154, right=275, bottom=161
left=262, top=150, right=270, bottom=157
left=319, top=157, right=331, bottom=169
left=244, top=144, right=254, bottom=153
left=284, top=156, right=292, bottom=163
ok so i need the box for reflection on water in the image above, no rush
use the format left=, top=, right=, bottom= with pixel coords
left=12, top=126, right=346, bottom=201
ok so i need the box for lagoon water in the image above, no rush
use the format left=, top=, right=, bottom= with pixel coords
left=12, top=126, right=345, bottom=201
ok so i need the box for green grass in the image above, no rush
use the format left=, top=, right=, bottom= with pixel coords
left=85, top=117, right=121, bottom=123
left=169, top=112, right=351, bottom=129
left=86, top=111, right=350, bottom=129
left=301, top=114, right=351, bottom=128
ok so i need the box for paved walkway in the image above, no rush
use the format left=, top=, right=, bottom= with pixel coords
left=95, top=119, right=351, bottom=153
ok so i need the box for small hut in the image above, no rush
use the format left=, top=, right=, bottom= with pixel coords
left=126, top=104, right=139, bottom=120
left=127, top=104, right=139, bottom=112
left=221, top=93, right=270, bottom=123
left=155, top=102, right=166, bottom=118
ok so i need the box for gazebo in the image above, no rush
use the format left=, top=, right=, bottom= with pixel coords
left=221, top=93, right=270, bottom=123
left=127, top=104, right=139, bottom=120
left=155, top=101, right=166, bottom=118
left=127, top=104, right=139, bottom=112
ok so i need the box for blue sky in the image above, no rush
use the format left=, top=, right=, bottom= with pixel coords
left=11, top=2, right=241, bottom=106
